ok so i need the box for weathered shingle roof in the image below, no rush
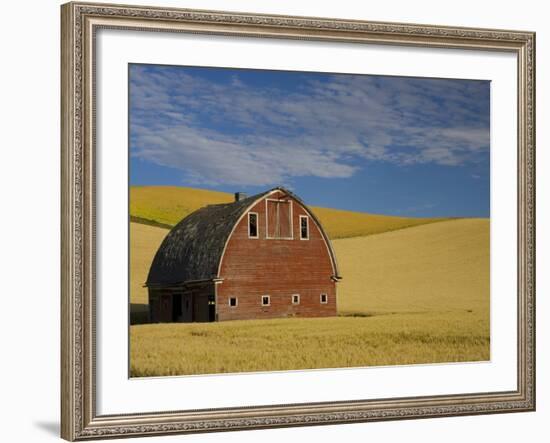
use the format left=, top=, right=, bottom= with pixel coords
left=146, top=190, right=269, bottom=286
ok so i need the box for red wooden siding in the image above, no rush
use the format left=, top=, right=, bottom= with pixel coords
left=217, top=190, right=337, bottom=321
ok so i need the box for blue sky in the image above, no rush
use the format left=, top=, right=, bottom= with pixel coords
left=129, top=64, right=490, bottom=217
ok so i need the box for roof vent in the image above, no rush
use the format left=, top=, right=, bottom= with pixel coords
left=234, top=192, right=248, bottom=202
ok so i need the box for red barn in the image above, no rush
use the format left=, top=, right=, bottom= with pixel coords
left=146, top=187, right=341, bottom=322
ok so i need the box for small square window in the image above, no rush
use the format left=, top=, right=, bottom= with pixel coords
left=292, top=294, right=300, bottom=305
left=320, top=293, right=328, bottom=304
left=229, top=297, right=238, bottom=307
left=261, top=295, right=270, bottom=306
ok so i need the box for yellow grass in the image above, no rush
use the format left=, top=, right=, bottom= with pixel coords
left=334, top=218, right=490, bottom=316
left=129, top=222, right=168, bottom=321
left=130, top=186, right=448, bottom=239
left=131, top=313, right=489, bottom=376
left=313, top=206, right=448, bottom=239
left=129, top=218, right=490, bottom=376
left=130, top=186, right=233, bottom=228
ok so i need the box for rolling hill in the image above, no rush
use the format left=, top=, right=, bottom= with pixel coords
left=333, top=218, right=490, bottom=316
left=130, top=218, right=489, bottom=315
left=130, top=186, right=451, bottom=239
left=130, top=222, right=170, bottom=310
left=129, top=218, right=490, bottom=375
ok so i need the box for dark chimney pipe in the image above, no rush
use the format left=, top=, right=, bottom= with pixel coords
left=234, top=192, right=248, bottom=202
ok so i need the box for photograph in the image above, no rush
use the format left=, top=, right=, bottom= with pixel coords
left=57, top=2, right=536, bottom=440
left=0, top=0, right=544, bottom=439
left=128, top=63, right=491, bottom=377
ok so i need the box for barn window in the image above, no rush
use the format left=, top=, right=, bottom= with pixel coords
left=261, top=295, right=270, bottom=306
left=320, top=293, right=328, bottom=304
left=266, top=199, right=293, bottom=239
left=300, top=215, right=309, bottom=240
left=292, top=294, right=300, bottom=305
left=248, top=212, right=259, bottom=238
left=229, top=297, right=238, bottom=307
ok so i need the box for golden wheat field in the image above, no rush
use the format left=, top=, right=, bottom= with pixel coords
left=130, top=186, right=448, bottom=238
left=130, top=222, right=169, bottom=322
left=130, top=186, right=234, bottom=228
left=129, top=213, right=490, bottom=376
left=334, top=218, right=490, bottom=316
left=130, top=312, right=489, bottom=376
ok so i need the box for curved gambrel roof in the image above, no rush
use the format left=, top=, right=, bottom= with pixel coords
left=146, top=187, right=341, bottom=287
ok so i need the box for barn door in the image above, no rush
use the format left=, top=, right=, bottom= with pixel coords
left=160, top=295, right=171, bottom=322
left=267, top=200, right=277, bottom=238
left=208, top=295, right=216, bottom=322
left=172, top=294, right=182, bottom=322
left=266, top=199, right=292, bottom=239
left=278, top=200, right=291, bottom=238
left=181, top=294, right=193, bottom=322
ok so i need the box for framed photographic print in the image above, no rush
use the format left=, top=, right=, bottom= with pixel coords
left=60, top=1, right=536, bottom=440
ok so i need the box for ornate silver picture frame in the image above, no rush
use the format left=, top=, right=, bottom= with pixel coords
left=61, top=2, right=535, bottom=440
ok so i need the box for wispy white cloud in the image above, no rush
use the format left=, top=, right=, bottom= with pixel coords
left=129, top=65, right=489, bottom=186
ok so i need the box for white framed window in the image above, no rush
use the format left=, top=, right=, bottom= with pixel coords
left=292, top=294, right=300, bottom=305
left=261, top=295, right=271, bottom=306
left=229, top=297, right=238, bottom=307
left=320, top=293, right=328, bottom=304
left=299, top=215, right=309, bottom=240
left=248, top=212, right=259, bottom=238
